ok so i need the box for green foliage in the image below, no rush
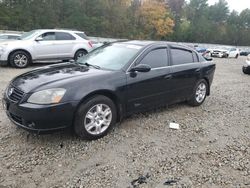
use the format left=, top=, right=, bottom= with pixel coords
left=0, top=0, right=249, bottom=45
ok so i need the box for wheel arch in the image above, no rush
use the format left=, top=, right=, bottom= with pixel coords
left=74, top=48, right=88, bottom=55
left=74, top=90, right=123, bottom=124
left=203, top=77, right=210, bottom=96
left=8, top=49, right=32, bottom=64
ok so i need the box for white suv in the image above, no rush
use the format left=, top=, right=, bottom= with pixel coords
left=0, top=29, right=94, bottom=68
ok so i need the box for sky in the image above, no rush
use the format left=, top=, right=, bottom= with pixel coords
left=208, top=0, right=250, bottom=13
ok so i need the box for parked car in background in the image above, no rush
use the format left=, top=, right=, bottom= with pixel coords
left=0, top=33, right=21, bottom=41
left=242, top=54, right=250, bottom=75
left=195, top=46, right=207, bottom=54
left=0, top=29, right=93, bottom=68
left=240, top=49, right=250, bottom=56
left=3, top=41, right=216, bottom=140
left=208, top=47, right=240, bottom=58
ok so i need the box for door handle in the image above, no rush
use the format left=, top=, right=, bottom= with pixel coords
left=164, top=75, right=172, bottom=80
left=195, top=68, right=201, bottom=73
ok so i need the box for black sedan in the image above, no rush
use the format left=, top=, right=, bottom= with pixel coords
left=3, top=41, right=216, bottom=140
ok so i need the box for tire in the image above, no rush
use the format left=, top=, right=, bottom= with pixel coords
left=235, top=54, right=239, bottom=59
left=243, top=67, right=247, bottom=74
left=188, top=79, right=208, bottom=107
left=9, top=50, right=31, bottom=68
left=242, top=66, right=250, bottom=74
left=74, top=95, right=117, bottom=140
left=74, top=50, right=87, bottom=61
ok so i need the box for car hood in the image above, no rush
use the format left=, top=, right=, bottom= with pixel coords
left=0, top=40, right=28, bottom=46
left=11, top=63, right=111, bottom=93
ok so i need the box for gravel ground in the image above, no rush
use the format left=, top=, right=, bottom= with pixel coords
left=0, top=57, right=249, bottom=188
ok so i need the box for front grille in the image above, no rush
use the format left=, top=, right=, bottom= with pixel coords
left=7, top=86, right=25, bottom=102
left=10, top=113, right=23, bottom=125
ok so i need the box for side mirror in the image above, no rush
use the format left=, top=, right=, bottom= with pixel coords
left=35, top=36, right=43, bottom=41
left=130, top=64, right=151, bottom=73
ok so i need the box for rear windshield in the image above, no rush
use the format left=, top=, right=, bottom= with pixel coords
left=78, top=43, right=142, bottom=70
left=75, top=32, right=89, bottom=40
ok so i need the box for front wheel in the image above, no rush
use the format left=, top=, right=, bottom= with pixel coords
left=9, top=51, right=31, bottom=68
left=188, top=79, right=208, bottom=106
left=74, top=95, right=117, bottom=140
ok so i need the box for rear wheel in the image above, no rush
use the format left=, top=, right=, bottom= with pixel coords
left=188, top=79, right=208, bottom=106
left=235, top=54, right=239, bottom=59
left=9, top=51, right=31, bottom=68
left=74, top=50, right=87, bottom=61
left=74, top=95, right=117, bottom=140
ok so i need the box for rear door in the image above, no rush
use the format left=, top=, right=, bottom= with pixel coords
left=169, top=47, right=201, bottom=101
left=126, top=47, right=172, bottom=113
left=54, top=32, right=76, bottom=58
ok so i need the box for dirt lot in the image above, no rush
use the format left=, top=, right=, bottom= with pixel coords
left=0, top=57, right=249, bottom=188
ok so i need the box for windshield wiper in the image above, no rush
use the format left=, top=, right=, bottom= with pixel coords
left=82, top=62, right=101, bottom=69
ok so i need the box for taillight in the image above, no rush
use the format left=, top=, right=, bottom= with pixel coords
left=88, top=41, right=93, bottom=48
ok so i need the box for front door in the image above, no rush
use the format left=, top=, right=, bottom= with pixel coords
left=126, top=47, right=172, bottom=113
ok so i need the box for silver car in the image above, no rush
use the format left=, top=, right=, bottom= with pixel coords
left=0, top=33, right=21, bottom=41
left=0, top=29, right=93, bottom=68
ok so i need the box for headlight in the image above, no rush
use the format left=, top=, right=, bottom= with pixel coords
left=27, top=88, right=66, bottom=104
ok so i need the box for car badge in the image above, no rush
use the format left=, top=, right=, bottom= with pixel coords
left=8, top=87, right=14, bottom=96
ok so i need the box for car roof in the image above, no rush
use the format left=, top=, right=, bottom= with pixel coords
left=33, top=29, right=85, bottom=33
left=117, top=40, right=195, bottom=51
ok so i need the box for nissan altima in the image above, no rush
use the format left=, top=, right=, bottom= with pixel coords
left=3, top=41, right=216, bottom=140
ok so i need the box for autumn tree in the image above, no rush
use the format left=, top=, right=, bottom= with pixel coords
left=135, top=0, right=174, bottom=40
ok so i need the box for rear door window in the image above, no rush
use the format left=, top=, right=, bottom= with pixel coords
left=56, top=32, right=75, bottom=40
left=171, top=48, right=194, bottom=65
left=139, top=48, right=168, bottom=68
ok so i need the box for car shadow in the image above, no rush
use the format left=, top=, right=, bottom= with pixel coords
left=16, top=102, right=188, bottom=144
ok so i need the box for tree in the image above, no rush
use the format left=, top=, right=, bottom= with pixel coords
left=135, top=0, right=174, bottom=39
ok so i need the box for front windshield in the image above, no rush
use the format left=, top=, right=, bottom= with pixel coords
left=78, top=43, right=142, bottom=70
left=19, top=30, right=39, bottom=40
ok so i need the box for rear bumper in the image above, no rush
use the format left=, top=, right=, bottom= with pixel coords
left=3, top=96, right=79, bottom=133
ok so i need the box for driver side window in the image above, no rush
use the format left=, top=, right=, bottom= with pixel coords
left=139, top=48, right=168, bottom=69
left=41, top=32, right=56, bottom=41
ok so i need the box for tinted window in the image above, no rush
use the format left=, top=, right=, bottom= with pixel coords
left=171, top=48, right=194, bottom=65
left=41, top=32, right=56, bottom=41
left=0, top=35, right=8, bottom=39
left=8, top=35, right=19, bottom=39
left=140, top=49, right=168, bottom=68
left=75, top=32, right=89, bottom=40
left=56, top=32, right=75, bottom=40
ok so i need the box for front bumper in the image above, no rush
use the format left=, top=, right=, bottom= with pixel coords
left=3, top=96, right=79, bottom=133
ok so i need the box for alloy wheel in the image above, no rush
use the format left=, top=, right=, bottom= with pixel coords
left=195, top=82, right=207, bottom=103
left=14, top=54, right=28, bottom=67
left=84, top=104, right=112, bottom=135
